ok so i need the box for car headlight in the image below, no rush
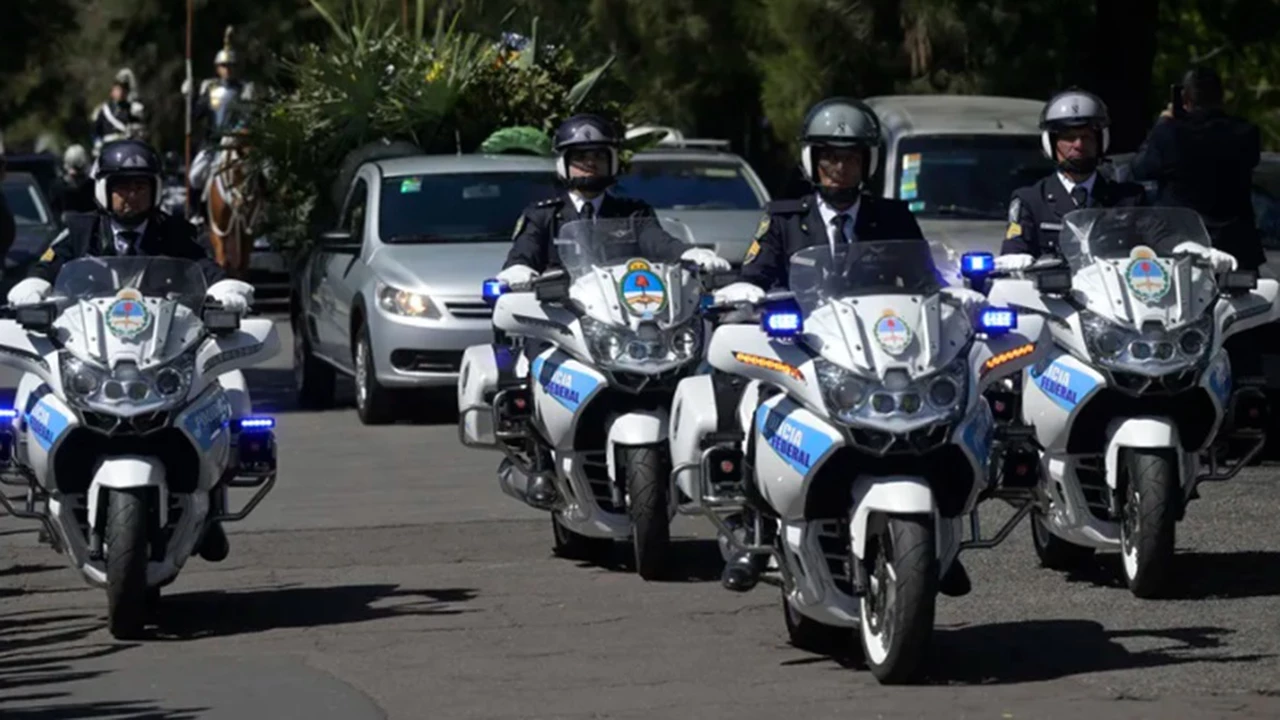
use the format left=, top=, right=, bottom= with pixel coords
left=1080, top=310, right=1211, bottom=368
left=376, top=282, right=441, bottom=319
left=60, top=349, right=196, bottom=409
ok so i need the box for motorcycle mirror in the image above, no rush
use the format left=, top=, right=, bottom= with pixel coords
left=534, top=273, right=571, bottom=303
left=203, top=307, right=241, bottom=333
left=1221, top=270, right=1258, bottom=294
left=1034, top=267, right=1072, bottom=294
left=14, top=303, right=56, bottom=332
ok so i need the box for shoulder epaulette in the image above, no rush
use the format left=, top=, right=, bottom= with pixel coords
left=766, top=199, right=807, bottom=214
left=535, top=197, right=564, bottom=208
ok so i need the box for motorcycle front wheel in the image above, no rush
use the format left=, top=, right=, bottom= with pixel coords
left=1119, top=449, right=1178, bottom=598
left=623, top=445, right=671, bottom=581
left=858, top=513, right=937, bottom=684
left=105, top=488, right=151, bottom=640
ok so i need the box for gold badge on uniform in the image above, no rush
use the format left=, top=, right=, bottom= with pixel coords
left=744, top=240, right=761, bottom=264
left=1005, top=222, right=1022, bottom=240
left=40, top=248, right=55, bottom=262
left=512, top=215, right=527, bottom=240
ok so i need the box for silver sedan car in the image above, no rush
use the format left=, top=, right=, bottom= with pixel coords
left=291, top=154, right=559, bottom=424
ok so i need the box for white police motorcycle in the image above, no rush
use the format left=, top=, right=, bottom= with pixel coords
left=669, top=241, right=1049, bottom=683
left=459, top=218, right=712, bottom=580
left=976, top=207, right=1278, bottom=598
left=0, top=257, right=280, bottom=638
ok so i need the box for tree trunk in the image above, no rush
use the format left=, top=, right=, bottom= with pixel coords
left=1092, top=0, right=1160, bottom=154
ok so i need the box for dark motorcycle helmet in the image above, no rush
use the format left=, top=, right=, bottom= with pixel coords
left=92, top=139, right=163, bottom=228
left=552, top=114, right=620, bottom=193
left=1039, top=89, right=1111, bottom=175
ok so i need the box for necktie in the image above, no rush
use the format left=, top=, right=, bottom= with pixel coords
left=831, top=213, right=851, bottom=245
left=117, top=231, right=140, bottom=255
left=581, top=202, right=595, bottom=221
left=1071, top=186, right=1089, bottom=208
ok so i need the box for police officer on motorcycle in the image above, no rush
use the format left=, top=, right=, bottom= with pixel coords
left=494, top=113, right=731, bottom=508
left=7, top=139, right=256, bottom=564
left=712, top=97, right=984, bottom=593
left=996, top=88, right=1236, bottom=272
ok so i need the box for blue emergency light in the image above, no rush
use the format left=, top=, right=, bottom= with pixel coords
left=239, top=417, right=276, bottom=430
left=481, top=278, right=507, bottom=307
left=978, top=307, right=1017, bottom=335
left=961, top=252, right=995, bottom=280
left=0, top=409, right=16, bottom=420
left=761, top=297, right=804, bottom=339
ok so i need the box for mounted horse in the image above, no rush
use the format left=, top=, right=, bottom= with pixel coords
left=205, top=128, right=265, bottom=282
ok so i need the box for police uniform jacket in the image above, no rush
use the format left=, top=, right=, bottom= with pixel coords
left=739, top=193, right=925, bottom=291
left=1001, top=173, right=1147, bottom=258
left=1129, top=110, right=1264, bottom=270
left=30, top=210, right=225, bottom=285
left=504, top=191, right=686, bottom=272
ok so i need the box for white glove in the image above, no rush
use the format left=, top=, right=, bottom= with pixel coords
left=680, top=248, right=732, bottom=273
left=714, top=282, right=765, bottom=306
left=497, top=264, right=538, bottom=286
left=994, top=253, right=1035, bottom=273
left=941, top=286, right=987, bottom=317
left=8, top=278, right=52, bottom=307
left=1173, top=241, right=1237, bottom=273
left=207, top=279, right=254, bottom=315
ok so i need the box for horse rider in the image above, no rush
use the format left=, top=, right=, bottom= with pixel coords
left=185, top=26, right=256, bottom=222
left=92, top=69, right=147, bottom=157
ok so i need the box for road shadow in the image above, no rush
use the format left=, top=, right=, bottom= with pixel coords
left=5, top=700, right=206, bottom=719
left=243, top=367, right=300, bottom=414
left=924, top=620, right=1270, bottom=684
left=568, top=538, right=726, bottom=582
left=0, top=564, right=62, bottom=579
left=152, top=583, right=477, bottom=640
left=1061, top=550, right=1280, bottom=599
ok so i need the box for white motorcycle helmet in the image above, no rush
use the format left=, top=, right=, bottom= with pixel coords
left=1039, top=89, right=1111, bottom=173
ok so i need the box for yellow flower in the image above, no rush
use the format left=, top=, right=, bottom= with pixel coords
left=426, top=60, right=445, bottom=83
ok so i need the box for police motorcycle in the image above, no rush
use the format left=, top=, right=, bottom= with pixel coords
left=669, top=240, right=1050, bottom=683
left=0, top=256, right=280, bottom=639
left=971, top=207, right=1278, bottom=599
left=459, top=218, right=712, bottom=580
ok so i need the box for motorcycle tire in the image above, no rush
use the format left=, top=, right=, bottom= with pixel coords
left=859, top=513, right=937, bottom=685
left=1120, top=449, right=1178, bottom=598
left=105, top=488, right=151, bottom=640
left=623, top=445, right=671, bottom=581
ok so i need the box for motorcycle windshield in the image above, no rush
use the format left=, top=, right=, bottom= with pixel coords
left=1058, top=207, right=1212, bottom=273
left=787, top=240, right=946, bottom=316
left=554, top=217, right=697, bottom=328
left=53, top=256, right=208, bottom=311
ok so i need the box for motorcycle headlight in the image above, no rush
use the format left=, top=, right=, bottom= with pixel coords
left=60, top=349, right=196, bottom=409
left=580, top=316, right=701, bottom=370
left=815, top=359, right=870, bottom=415
left=1081, top=310, right=1211, bottom=369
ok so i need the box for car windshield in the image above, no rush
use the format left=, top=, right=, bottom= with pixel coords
left=894, top=134, right=1053, bottom=220
left=378, top=171, right=559, bottom=243
left=1058, top=207, right=1212, bottom=273
left=788, top=240, right=946, bottom=316
left=612, top=158, right=764, bottom=210
left=53, top=256, right=208, bottom=310
left=3, top=181, right=51, bottom=226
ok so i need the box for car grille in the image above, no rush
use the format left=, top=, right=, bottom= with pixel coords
left=390, top=350, right=463, bottom=373
left=445, top=300, right=492, bottom=320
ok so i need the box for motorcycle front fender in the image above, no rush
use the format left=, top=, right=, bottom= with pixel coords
left=87, top=456, right=168, bottom=531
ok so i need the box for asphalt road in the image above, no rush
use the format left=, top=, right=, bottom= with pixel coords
left=4, top=317, right=1280, bottom=719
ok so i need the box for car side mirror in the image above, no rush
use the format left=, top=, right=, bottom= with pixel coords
left=320, top=230, right=360, bottom=253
